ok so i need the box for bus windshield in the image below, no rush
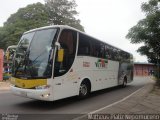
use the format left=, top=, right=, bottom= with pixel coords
left=12, top=28, right=58, bottom=79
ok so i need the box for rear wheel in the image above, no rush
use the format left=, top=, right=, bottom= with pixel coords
left=79, top=81, right=90, bottom=98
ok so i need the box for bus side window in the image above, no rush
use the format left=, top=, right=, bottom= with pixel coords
left=78, top=33, right=91, bottom=56
left=104, top=45, right=110, bottom=59
left=100, top=43, right=105, bottom=58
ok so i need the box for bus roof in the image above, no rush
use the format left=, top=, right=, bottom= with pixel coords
left=24, top=25, right=132, bottom=55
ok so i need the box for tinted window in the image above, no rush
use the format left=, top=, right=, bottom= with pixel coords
left=91, top=40, right=105, bottom=58
left=78, top=33, right=91, bottom=56
left=77, top=33, right=131, bottom=62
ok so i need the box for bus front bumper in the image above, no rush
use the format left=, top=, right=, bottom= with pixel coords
left=10, top=85, right=54, bottom=101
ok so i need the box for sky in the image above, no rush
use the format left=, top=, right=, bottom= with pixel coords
left=0, top=0, right=148, bottom=62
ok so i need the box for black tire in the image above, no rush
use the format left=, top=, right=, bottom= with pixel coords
left=79, top=81, right=90, bottom=98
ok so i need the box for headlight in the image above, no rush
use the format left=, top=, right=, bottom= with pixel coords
left=42, top=93, right=50, bottom=98
left=35, top=85, right=50, bottom=89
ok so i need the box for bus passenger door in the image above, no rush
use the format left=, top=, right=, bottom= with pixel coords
left=53, top=29, right=78, bottom=100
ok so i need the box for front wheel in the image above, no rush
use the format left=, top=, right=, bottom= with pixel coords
left=79, top=82, right=90, bottom=98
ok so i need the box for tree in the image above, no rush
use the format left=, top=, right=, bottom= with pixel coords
left=45, top=0, right=84, bottom=31
left=0, top=27, right=6, bottom=49
left=126, top=0, right=160, bottom=81
left=126, top=0, right=160, bottom=64
left=0, top=0, right=84, bottom=50
left=0, top=2, right=49, bottom=50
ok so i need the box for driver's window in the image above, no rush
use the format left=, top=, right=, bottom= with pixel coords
left=54, top=29, right=77, bottom=77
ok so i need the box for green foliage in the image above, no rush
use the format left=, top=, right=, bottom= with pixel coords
left=0, top=2, right=49, bottom=50
left=0, top=27, right=6, bottom=49
left=0, top=0, right=84, bottom=50
left=126, top=0, right=160, bottom=64
left=45, top=0, right=84, bottom=31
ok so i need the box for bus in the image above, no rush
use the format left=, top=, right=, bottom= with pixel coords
left=3, top=45, right=17, bottom=80
left=10, top=25, right=133, bottom=101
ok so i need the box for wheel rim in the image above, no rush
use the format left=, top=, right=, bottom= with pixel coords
left=80, top=84, right=88, bottom=96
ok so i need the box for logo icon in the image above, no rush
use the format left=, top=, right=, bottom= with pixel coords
left=95, top=58, right=108, bottom=68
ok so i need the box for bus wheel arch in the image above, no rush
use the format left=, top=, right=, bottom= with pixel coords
left=79, top=78, right=91, bottom=98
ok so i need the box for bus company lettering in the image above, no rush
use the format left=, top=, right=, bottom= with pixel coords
left=95, top=58, right=108, bottom=68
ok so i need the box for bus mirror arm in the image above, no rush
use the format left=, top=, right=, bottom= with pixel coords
left=55, top=42, right=61, bottom=50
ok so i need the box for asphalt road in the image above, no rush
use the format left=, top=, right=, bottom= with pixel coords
left=0, top=77, right=151, bottom=120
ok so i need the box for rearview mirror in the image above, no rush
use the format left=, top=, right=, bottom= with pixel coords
left=58, top=49, right=64, bottom=62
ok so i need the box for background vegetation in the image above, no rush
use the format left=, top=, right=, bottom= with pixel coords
left=126, top=0, right=160, bottom=82
left=0, top=0, right=84, bottom=50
